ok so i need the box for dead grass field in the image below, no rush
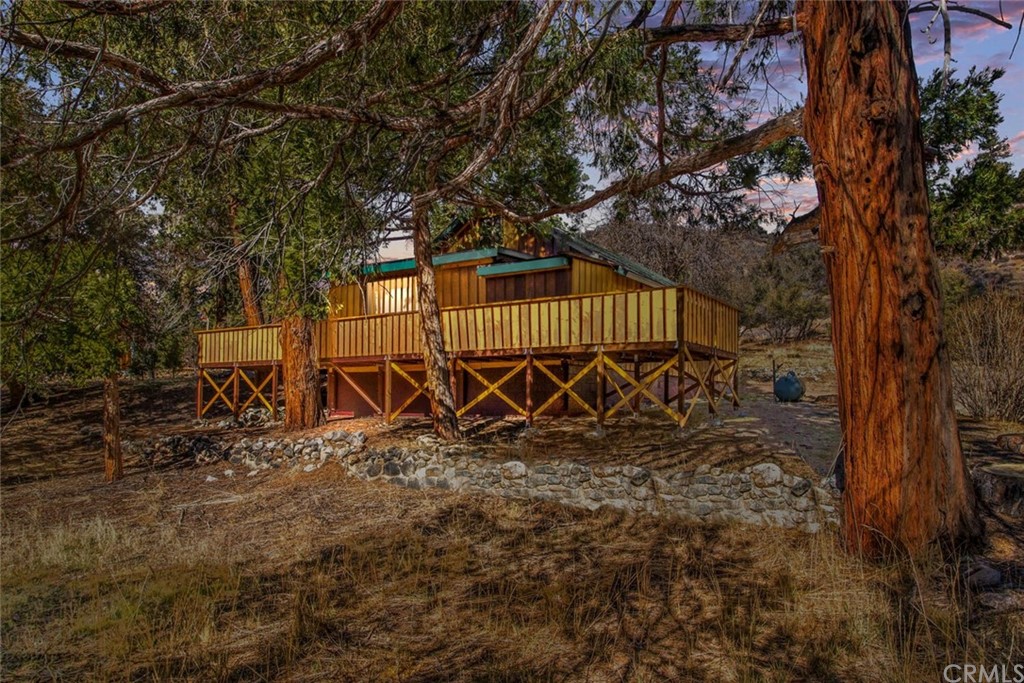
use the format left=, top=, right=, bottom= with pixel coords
left=1, top=368, right=1022, bottom=681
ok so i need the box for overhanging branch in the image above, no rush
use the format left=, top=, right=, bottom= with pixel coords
left=458, top=107, right=804, bottom=223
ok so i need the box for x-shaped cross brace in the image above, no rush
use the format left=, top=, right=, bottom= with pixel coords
left=456, top=359, right=527, bottom=417
left=603, top=355, right=680, bottom=421
left=201, top=370, right=234, bottom=416
left=389, top=362, right=431, bottom=418
left=533, top=356, right=599, bottom=418
left=238, top=369, right=274, bottom=412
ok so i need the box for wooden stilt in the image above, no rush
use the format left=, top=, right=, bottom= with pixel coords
left=596, top=350, right=606, bottom=429
left=271, top=364, right=279, bottom=421
left=663, top=360, right=671, bottom=406
left=732, top=359, right=741, bottom=407
left=384, top=357, right=393, bottom=424
left=561, top=358, right=570, bottom=413
left=232, top=366, right=240, bottom=420
left=525, top=351, right=534, bottom=426
left=326, top=366, right=337, bottom=414
left=377, top=362, right=385, bottom=416
left=708, top=355, right=718, bottom=415
left=632, top=354, right=641, bottom=413
left=195, top=369, right=203, bottom=420
left=460, top=362, right=468, bottom=413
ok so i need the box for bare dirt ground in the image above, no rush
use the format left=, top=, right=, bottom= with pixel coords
left=1, top=353, right=1022, bottom=681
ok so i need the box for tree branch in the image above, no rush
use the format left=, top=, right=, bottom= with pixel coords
left=645, top=16, right=795, bottom=46
left=2, top=0, right=402, bottom=168
left=1, top=25, right=173, bottom=93
left=458, top=107, right=804, bottom=223
left=772, top=206, right=820, bottom=254
left=57, top=0, right=173, bottom=15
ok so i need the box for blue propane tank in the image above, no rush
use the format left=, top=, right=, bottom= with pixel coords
left=774, top=370, right=805, bottom=402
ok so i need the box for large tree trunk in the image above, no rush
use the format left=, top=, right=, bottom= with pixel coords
left=103, top=371, right=123, bottom=482
left=411, top=197, right=461, bottom=441
left=799, top=0, right=978, bottom=556
left=280, top=314, right=323, bottom=430
left=230, top=198, right=264, bottom=327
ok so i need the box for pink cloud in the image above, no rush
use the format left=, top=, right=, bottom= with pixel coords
left=1009, top=130, right=1024, bottom=157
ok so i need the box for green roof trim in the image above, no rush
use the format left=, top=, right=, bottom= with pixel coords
left=360, top=248, right=498, bottom=275
left=556, top=229, right=675, bottom=287
left=476, top=256, right=569, bottom=278
left=359, top=247, right=534, bottom=276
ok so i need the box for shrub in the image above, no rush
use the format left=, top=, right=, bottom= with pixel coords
left=946, top=289, right=1024, bottom=422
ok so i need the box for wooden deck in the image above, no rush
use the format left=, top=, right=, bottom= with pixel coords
left=194, top=286, right=741, bottom=427
left=196, top=286, right=739, bottom=367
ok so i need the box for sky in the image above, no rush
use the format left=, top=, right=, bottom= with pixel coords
left=382, top=2, right=1024, bottom=259
left=737, top=0, right=1024, bottom=222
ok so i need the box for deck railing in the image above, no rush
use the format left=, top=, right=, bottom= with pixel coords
left=197, top=286, right=739, bottom=367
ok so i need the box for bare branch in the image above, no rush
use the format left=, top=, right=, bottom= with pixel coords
left=645, top=17, right=795, bottom=46
left=459, top=108, right=804, bottom=223
left=57, top=0, right=173, bottom=15
left=908, top=2, right=1013, bottom=30
left=772, top=206, right=820, bottom=254
left=1, top=148, right=89, bottom=245
left=1, top=25, right=173, bottom=93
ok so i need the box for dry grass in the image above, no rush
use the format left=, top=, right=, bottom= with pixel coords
left=2, top=375, right=1021, bottom=681
left=2, top=464, right=1020, bottom=682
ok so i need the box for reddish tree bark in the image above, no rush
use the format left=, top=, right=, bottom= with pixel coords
left=229, top=198, right=264, bottom=327
left=103, top=371, right=124, bottom=482
left=411, top=197, right=461, bottom=441
left=799, top=0, right=978, bottom=555
left=280, top=314, right=323, bottom=430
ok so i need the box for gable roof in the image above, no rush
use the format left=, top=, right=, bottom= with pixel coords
left=554, top=228, right=675, bottom=287
left=357, top=216, right=676, bottom=287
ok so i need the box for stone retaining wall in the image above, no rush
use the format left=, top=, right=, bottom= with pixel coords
left=210, top=428, right=840, bottom=532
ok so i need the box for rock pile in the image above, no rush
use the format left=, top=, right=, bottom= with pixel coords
left=226, top=428, right=367, bottom=472
left=216, top=429, right=839, bottom=532
left=129, top=434, right=226, bottom=467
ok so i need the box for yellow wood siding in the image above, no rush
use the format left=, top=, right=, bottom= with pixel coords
left=570, top=259, right=644, bottom=295
left=327, top=264, right=488, bottom=317
left=328, top=282, right=365, bottom=318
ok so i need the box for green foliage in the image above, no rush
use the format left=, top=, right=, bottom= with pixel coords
left=931, top=157, right=1024, bottom=258
left=736, top=247, right=829, bottom=343
left=1, top=230, right=143, bottom=388
left=919, top=67, right=1008, bottom=185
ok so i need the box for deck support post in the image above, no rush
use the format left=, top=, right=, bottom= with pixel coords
left=708, top=355, right=718, bottom=416
left=525, top=351, right=534, bottom=426
left=561, top=359, right=570, bottom=413
left=663, top=360, right=671, bottom=406
left=326, top=366, right=337, bottom=415
left=232, top=366, right=240, bottom=421
left=732, top=359, right=741, bottom=407
left=632, top=354, right=641, bottom=413
left=271, top=364, right=279, bottom=421
left=596, top=350, right=606, bottom=431
left=384, top=356, right=393, bottom=424
left=460, top=363, right=469, bottom=412
left=195, top=369, right=203, bottom=420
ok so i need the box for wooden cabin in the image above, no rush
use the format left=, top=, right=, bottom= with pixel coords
left=195, top=219, right=741, bottom=428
